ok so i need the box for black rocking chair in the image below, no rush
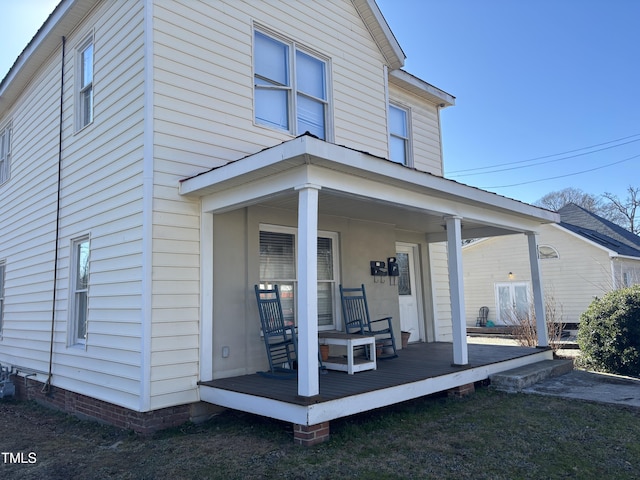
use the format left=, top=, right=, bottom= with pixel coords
left=476, top=306, right=489, bottom=327
left=255, top=285, right=298, bottom=378
left=339, top=284, right=398, bottom=359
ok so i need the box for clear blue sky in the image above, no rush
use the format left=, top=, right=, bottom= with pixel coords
left=2, top=0, right=638, bottom=206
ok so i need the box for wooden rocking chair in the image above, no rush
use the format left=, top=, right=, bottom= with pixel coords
left=339, top=284, right=398, bottom=359
left=255, top=285, right=298, bottom=378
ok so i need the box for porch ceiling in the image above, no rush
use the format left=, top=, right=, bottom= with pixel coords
left=180, top=135, right=559, bottom=241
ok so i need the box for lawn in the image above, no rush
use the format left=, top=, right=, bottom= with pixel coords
left=1, top=387, right=639, bottom=479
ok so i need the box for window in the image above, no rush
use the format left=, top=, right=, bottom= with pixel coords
left=70, top=237, right=90, bottom=345
left=389, top=104, right=410, bottom=165
left=495, top=282, right=530, bottom=325
left=259, top=226, right=338, bottom=329
left=0, top=261, right=5, bottom=334
left=538, top=245, right=559, bottom=259
left=77, top=36, right=94, bottom=129
left=0, top=123, right=10, bottom=184
left=254, top=29, right=329, bottom=140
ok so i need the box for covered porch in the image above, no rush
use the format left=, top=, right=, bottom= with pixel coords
left=179, top=133, right=559, bottom=443
left=199, top=342, right=552, bottom=444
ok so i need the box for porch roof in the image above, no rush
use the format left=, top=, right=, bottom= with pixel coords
left=179, top=134, right=559, bottom=241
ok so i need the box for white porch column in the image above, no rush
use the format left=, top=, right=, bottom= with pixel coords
left=445, top=215, right=468, bottom=365
left=296, top=184, right=321, bottom=397
left=527, top=232, right=549, bottom=347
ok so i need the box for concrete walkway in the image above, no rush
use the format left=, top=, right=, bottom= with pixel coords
left=521, top=368, right=640, bottom=408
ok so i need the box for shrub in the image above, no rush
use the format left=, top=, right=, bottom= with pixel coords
left=577, top=285, right=640, bottom=377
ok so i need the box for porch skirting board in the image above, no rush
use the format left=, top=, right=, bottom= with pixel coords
left=199, top=342, right=553, bottom=426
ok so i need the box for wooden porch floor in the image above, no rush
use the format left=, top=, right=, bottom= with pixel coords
left=200, top=342, right=548, bottom=406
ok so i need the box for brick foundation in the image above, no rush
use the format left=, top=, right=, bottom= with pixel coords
left=447, top=382, right=476, bottom=398
left=293, top=421, right=330, bottom=446
left=12, top=375, right=192, bottom=434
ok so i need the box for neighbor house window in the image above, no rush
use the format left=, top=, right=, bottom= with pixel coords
left=259, top=226, right=338, bottom=329
left=70, top=236, right=90, bottom=345
left=538, top=245, right=559, bottom=259
left=495, top=282, right=530, bottom=325
left=77, top=35, right=94, bottom=130
left=254, top=29, right=329, bottom=140
left=0, top=261, right=5, bottom=334
left=0, top=123, right=10, bottom=184
left=389, top=104, right=410, bottom=165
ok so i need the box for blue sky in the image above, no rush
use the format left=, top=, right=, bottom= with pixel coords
left=2, top=0, right=638, bottom=206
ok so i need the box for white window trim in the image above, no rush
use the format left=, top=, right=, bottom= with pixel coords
left=75, top=32, right=94, bottom=132
left=68, top=235, right=90, bottom=347
left=0, top=122, right=11, bottom=185
left=252, top=24, right=333, bottom=142
left=388, top=102, right=412, bottom=166
left=538, top=244, right=559, bottom=259
left=259, top=224, right=340, bottom=330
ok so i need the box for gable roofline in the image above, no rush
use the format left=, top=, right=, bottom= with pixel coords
left=557, top=203, right=640, bottom=258
left=352, top=0, right=405, bottom=70
left=0, top=0, right=97, bottom=113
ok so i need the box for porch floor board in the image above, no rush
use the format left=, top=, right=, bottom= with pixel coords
left=200, top=342, right=545, bottom=405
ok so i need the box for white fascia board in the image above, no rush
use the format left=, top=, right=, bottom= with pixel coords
left=179, top=136, right=311, bottom=196
left=1, top=0, right=95, bottom=110
left=389, top=69, right=455, bottom=107
left=549, top=223, right=617, bottom=257
left=351, top=0, right=405, bottom=70
left=183, top=135, right=559, bottom=226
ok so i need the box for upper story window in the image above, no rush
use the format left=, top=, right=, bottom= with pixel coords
left=389, top=104, right=410, bottom=165
left=538, top=245, right=559, bottom=259
left=0, top=123, right=11, bottom=184
left=253, top=29, right=329, bottom=140
left=77, top=35, right=94, bottom=130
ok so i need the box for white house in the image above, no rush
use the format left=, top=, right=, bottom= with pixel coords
left=0, top=0, right=558, bottom=444
left=462, top=203, right=640, bottom=329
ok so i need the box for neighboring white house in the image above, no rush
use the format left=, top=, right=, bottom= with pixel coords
left=462, top=203, right=640, bottom=328
left=0, top=0, right=558, bottom=437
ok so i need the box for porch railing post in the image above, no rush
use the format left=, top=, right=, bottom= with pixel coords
left=445, top=215, right=468, bottom=365
left=527, top=232, right=549, bottom=347
left=296, top=184, right=321, bottom=397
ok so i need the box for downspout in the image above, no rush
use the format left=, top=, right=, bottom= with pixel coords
left=44, top=36, right=65, bottom=393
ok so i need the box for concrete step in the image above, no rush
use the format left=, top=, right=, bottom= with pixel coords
left=489, top=359, right=574, bottom=393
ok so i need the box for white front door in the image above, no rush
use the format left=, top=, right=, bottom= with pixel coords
left=396, top=243, right=421, bottom=342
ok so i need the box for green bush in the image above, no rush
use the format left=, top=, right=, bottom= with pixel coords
left=577, top=285, right=640, bottom=377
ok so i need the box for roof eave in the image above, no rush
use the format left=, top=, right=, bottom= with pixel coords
left=352, top=0, right=405, bottom=70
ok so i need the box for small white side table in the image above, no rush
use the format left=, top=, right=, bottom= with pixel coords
left=318, top=331, right=377, bottom=374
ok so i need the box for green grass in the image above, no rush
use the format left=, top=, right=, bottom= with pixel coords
left=2, top=389, right=640, bottom=479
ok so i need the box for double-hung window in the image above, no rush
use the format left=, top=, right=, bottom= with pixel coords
left=389, top=104, right=410, bottom=165
left=0, top=261, right=5, bottom=334
left=77, top=35, right=94, bottom=130
left=254, top=29, right=329, bottom=140
left=0, top=123, right=10, bottom=184
left=259, top=226, right=338, bottom=329
left=70, top=237, right=90, bottom=345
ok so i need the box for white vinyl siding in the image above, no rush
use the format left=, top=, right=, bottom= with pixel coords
left=0, top=0, right=145, bottom=411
